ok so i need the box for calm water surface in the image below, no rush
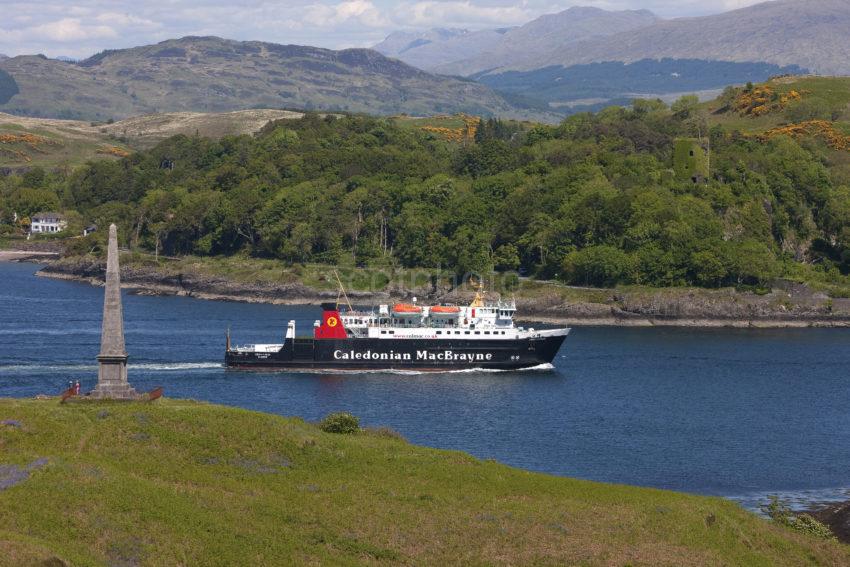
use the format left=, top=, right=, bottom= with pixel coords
left=2, top=262, right=849, bottom=510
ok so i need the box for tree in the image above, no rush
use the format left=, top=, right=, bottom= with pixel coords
left=493, top=243, right=520, bottom=272
left=8, top=187, right=61, bottom=217
left=455, top=140, right=517, bottom=178
left=726, top=240, right=780, bottom=286
left=446, top=226, right=492, bottom=279
left=562, top=245, right=635, bottom=287
left=671, top=95, right=699, bottom=118
left=690, top=250, right=727, bottom=287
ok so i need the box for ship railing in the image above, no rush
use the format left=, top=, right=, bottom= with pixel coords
left=366, top=321, right=465, bottom=329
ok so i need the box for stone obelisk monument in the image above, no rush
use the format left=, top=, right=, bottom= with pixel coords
left=91, top=224, right=138, bottom=399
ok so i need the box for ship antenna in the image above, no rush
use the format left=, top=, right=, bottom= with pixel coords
left=469, top=277, right=486, bottom=308
left=333, top=269, right=354, bottom=312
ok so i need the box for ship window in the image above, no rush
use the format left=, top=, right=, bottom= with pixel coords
left=436, top=331, right=442, bottom=335
left=381, top=330, right=387, bottom=334
left=464, top=331, right=470, bottom=335
left=475, top=331, right=480, bottom=335
left=484, top=331, right=490, bottom=335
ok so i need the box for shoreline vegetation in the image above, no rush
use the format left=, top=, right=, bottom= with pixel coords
left=1, top=398, right=848, bottom=565
left=5, top=81, right=850, bottom=306
left=805, top=501, right=850, bottom=544
left=29, top=252, right=850, bottom=328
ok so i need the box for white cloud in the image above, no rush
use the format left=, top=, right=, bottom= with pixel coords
left=94, top=13, right=160, bottom=29
left=403, top=1, right=532, bottom=27
left=28, top=18, right=118, bottom=42
left=303, top=1, right=389, bottom=28
left=0, top=0, right=773, bottom=58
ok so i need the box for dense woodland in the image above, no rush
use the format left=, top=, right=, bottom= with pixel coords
left=2, top=98, right=850, bottom=289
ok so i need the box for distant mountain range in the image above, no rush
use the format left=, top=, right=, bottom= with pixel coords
left=497, top=0, right=850, bottom=76
left=2, top=0, right=848, bottom=124
left=0, top=36, right=551, bottom=122
left=376, top=0, right=849, bottom=112
left=373, top=27, right=514, bottom=71
left=380, top=7, right=659, bottom=76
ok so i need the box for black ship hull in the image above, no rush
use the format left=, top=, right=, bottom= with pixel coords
left=225, top=335, right=567, bottom=371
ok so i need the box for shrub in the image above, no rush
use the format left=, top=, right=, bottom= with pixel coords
left=791, top=514, right=836, bottom=540
left=762, top=496, right=835, bottom=540
left=363, top=426, right=406, bottom=441
left=784, top=97, right=833, bottom=122
left=319, top=412, right=359, bottom=434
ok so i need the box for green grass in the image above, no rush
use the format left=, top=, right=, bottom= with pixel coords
left=705, top=76, right=850, bottom=134
left=0, top=123, right=128, bottom=169
left=1, top=398, right=848, bottom=566
left=788, top=77, right=850, bottom=108
left=782, top=262, right=850, bottom=298
left=120, top=253, right=454, bottom=294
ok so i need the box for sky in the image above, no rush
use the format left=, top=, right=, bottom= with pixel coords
left=0, top=0, right=767, bottom=59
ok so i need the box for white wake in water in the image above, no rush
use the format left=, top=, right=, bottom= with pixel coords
left=451, top=362, right=556, bottom=374
left=132, top=362, right=224, bottom=371
left=0, top=364, right=98, bottom=373
left=0, top=362, right=223, bottom=373
left=0, top=329, right=100, bottom=336
left=3, top=362, right=551, bottom=376
left=268, top=363, right=557, bottom=376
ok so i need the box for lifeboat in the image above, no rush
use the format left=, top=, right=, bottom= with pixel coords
left=430, top=305, right=460, bottom=314
left=392, top=303, right=422, bottom=314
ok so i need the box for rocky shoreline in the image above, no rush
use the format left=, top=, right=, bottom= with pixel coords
left=0, top=240, right=63, bottom=262
left=34, top=257, right=850, bottom=327
left=0, top=250, right=60, bottom=262
left=802, top=501, right=850, bottom=544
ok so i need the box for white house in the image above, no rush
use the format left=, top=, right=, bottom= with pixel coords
left=30, top=212, right=67, bottom=234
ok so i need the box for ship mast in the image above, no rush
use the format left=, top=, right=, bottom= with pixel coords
left=333, top=270, right=354, bottom=312
left=469, top=279, right=486, bottom=308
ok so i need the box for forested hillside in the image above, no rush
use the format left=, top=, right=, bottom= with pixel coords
left=2, top=82, right=850, bottom=291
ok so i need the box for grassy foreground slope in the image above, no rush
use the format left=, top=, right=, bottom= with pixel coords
left=1, top=399, right=848, bottom=566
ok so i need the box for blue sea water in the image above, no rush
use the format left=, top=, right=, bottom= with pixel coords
left=1, top=261, right=849, bottom=510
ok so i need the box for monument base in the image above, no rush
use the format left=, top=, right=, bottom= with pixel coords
left=91, top=354, right=139, bottom=400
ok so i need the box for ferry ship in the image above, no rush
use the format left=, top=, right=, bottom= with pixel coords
left=225, top=286, right=569, bottom=371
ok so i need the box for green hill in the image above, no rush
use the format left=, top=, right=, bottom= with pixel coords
left=1, top=398, right=847, bottom=566
left=706, top=76, right=850, bottom=134
left=0, top=37, right=547, bottom=123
